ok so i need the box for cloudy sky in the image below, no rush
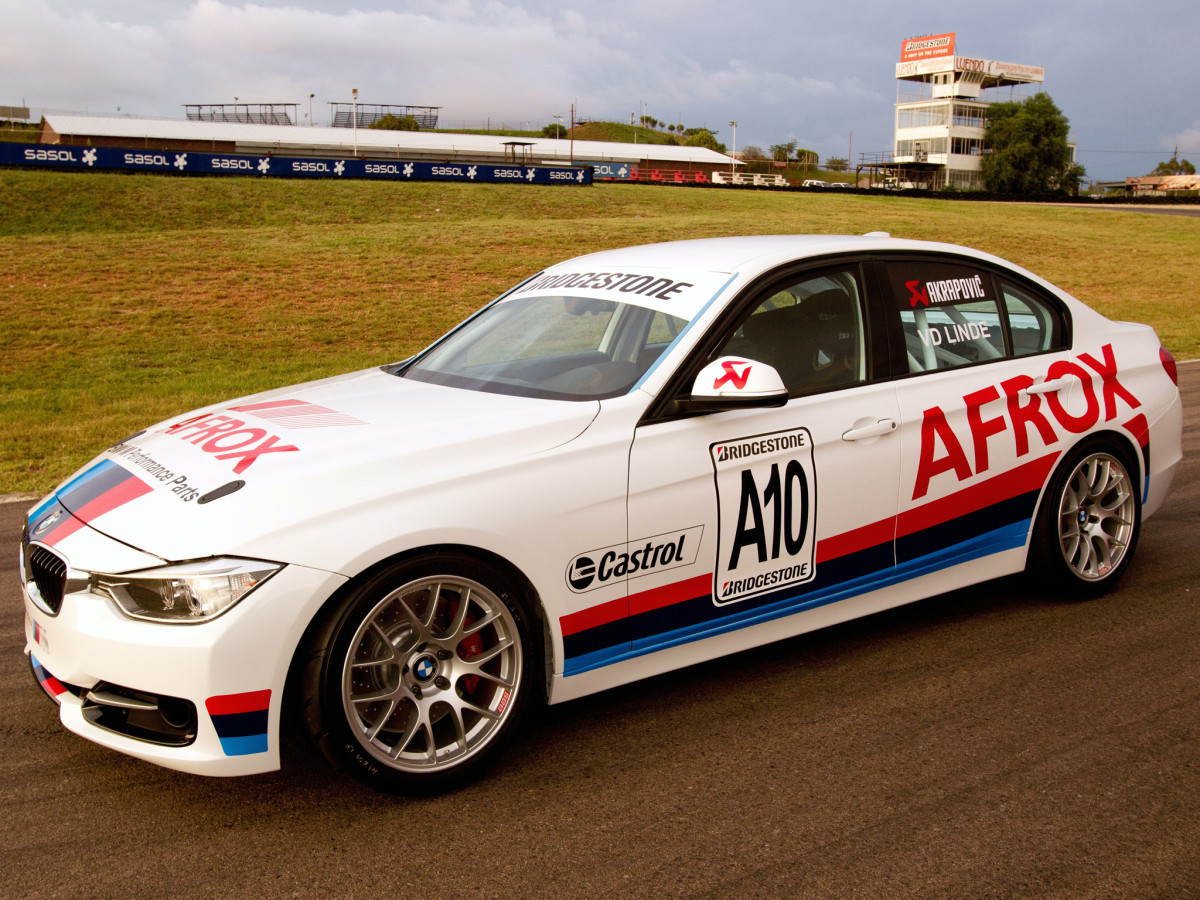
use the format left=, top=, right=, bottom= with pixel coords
left=4, top=0, right=1197, bottom=181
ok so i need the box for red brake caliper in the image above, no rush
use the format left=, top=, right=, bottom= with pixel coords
left=454, top=599, right=482, bottom=695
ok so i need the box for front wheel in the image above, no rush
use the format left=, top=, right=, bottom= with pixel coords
left=301, top=554, right=536, bottom=794
left=1031, top=443, right=1141, bottom=598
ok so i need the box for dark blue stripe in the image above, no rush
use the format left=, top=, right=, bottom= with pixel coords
left=58, top=460, right=131, bottom=514
left=210, top=708, right=269, bottom=739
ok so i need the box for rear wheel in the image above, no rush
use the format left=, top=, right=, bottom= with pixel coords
left=301, top=553, right=535, bottom=794
left=1031, top=442, right=1141, bottom=598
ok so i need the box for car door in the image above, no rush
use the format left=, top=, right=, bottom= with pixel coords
left=623, top=261, right=902, bottom=663
left=878, top=255, right=1075, bottom=577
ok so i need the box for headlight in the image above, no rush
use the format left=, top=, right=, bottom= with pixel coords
left=90, top=558, right=283, bottom=623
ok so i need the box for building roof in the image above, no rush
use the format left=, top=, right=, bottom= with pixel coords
left=895, top=55, right=1044, bottom=89
left=40, top=114, right=734, bottom=167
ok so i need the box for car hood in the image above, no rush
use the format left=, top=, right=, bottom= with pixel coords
left=47, top=367, right=600, bottom=565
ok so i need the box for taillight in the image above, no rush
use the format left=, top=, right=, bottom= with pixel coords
left=1160, top=347, right=1178, bottom=386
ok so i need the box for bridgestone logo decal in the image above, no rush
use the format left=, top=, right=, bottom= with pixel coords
left=712, top=427, right=817, bottom=604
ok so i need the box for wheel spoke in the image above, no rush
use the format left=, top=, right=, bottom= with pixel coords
left=418, top=583, right=441, bottom=632
left=455, top=695, right=502, bottom=721
left=351, top=683, right=406, bottom=705
left=463, top=607, right=501, bottom=636
left=462, top=635, right=513, bottom=668
left=446, top=587, right=471, bottom=640
left=364, top=699, right=398, bottom=741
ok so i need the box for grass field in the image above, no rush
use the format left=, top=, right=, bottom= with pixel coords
left=2, top=169, right=1197, bottom=493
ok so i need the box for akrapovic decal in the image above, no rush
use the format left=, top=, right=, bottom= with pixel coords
left=905, top=274, right=987, bottom=307
left=566, top=527, right=703, bottom=593
left=712, top=428, right=817, bottom=604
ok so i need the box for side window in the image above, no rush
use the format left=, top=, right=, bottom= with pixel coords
left=1002, top=281, right=1065, bottom=356
left=714, top=267, right=867, bottom=395
left=887, top=261, right=1006, bottom=373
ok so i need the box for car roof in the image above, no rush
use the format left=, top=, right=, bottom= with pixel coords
left=549, top=234, right=1006, bottom=279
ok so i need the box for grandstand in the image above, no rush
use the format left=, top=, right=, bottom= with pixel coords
left=329, top=103, right=440, bottom=129
left=185, top=103, right=297, bottom=126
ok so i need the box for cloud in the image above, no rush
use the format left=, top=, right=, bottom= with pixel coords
left=4, top=0, right=1198, bottom=177
left=1165, top=123, right=1200, bottom=156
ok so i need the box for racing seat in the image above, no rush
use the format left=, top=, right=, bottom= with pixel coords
left=739, top=302, right=818, bottom=393
left=739, top=289, right=859, bottom=394
left=804, top=290, right=860, bottom=390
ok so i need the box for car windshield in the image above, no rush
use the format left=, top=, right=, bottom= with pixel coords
left=401, top=294, right=688, bottom=400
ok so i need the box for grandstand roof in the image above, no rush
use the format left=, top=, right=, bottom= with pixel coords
left=39, top=114, right=735, bottom=167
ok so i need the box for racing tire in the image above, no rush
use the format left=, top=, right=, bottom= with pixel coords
left=1029, top=440, right=1141, bottom=599
left=300, top=553, right=537, bottom=794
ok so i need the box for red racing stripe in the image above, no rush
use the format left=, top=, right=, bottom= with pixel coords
left=816, top=518, right=895, bottom=564
left=629, top=574, right=713, bottom=617
left=228, top=399, right=309, bottom=412
left=560, top=596, right=628, bottom=636
left=72, top=476, right=154, bottom=525
left=204, top=689, right=272, bottom=716
left=897, top=451, right=1059, bottom=539
left=1122, top=413, right=1149, bottom=448
left=41, top=515, right=86, bottom=547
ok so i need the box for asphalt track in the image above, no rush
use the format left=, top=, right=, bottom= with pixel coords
left=3, top=362, right=1197, bottom=900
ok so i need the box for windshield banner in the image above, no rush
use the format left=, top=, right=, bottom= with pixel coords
left=513, top=266, right=732, bottom=321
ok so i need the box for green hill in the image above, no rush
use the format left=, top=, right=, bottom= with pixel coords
left=569, top=122, right=679, bottom=145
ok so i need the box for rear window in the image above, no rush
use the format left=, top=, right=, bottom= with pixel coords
left=882, top=259, right=1065, bottom=375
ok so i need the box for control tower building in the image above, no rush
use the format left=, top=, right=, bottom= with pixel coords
left=892, top=33, right=1045, bottom=190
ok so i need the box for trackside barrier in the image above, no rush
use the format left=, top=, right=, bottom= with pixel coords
left=711, top=171, right=792, bottom=187
left=1, top=143, right=593, bottom=186
left=627, top=168, right=710, bottom=184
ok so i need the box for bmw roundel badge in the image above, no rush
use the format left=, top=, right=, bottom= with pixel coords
left=413, top=655, right=437, bottom=682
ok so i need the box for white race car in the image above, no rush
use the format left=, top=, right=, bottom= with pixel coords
left=21, top=235, right=1183, bottom=793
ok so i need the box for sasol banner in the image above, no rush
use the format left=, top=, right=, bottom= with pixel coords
left=585, top=161, right=634, bottom=181
left=1, top=143, right=592, bottom=186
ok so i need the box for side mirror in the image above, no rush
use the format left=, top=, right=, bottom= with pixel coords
left=681, top=357, right=789, bottom=412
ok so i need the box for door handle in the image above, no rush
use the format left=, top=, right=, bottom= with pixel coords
left=1024, top=377, right=1072, bottom=395
left=842, top=418, right=897, bottom=442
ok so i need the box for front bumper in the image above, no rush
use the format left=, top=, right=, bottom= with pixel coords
left=23, top=561, right=347, bottom=777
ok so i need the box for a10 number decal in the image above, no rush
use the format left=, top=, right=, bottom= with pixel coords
left=712, top=428, right=817, bottom=604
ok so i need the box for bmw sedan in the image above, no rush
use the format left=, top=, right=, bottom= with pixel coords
left=20, top=234, right=1182, bottom=793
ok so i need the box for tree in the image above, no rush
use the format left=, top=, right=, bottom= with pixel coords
left=1151, top=157, right=1196, bottom=175
left=684, top=128, right=726, bottom=153
left=541, top=123, right=566, bottom=139
left=769, top=140, right=797, bottom=162
left=369, top=113, right=419, bottom=131
left=742, top=145, right=766, bottom=160
left=981, top=93, right=1083, bottom=194
left=825, top=156, right=848, bottom=172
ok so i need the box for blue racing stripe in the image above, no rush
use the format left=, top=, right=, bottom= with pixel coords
left=55, top=459, right=117, bottom=498
left=216, top=733, right=269, bottom=756
left=565, top=521, right=1034, bottom=677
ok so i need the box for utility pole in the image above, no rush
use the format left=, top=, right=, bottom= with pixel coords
left=729, top=121, right=737, bottom=173
left=352, top=88, right=359, bottom=156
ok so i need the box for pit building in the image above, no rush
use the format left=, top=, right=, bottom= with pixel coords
left=892, top=33, right=1045, bottom=190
